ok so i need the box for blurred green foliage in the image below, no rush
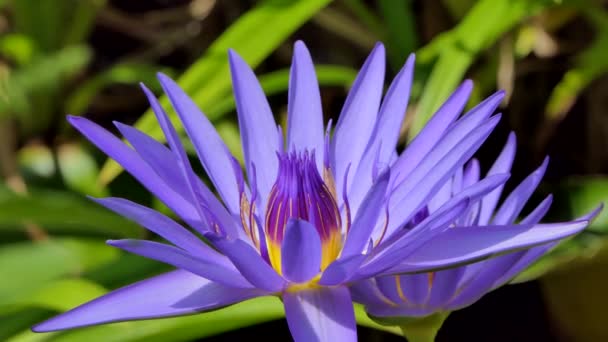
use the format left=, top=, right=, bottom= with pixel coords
left=1, top=0, right=608, bottom=340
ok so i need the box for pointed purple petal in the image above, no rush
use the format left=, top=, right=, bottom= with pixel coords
left=141, top=85, right=207, bottom=219
left=283, top=287, right=357, bottom=342
left=491, top=157, right=549, bottom=225
left=228, top=50, right=278, bottom=206
left=389, top=81, right=478, bottom=184
left=478, top=132, right=517, bottom=225
left=141, top=85, right=240, bottom=238
left=428, top=268, right=465, bottom=308
left=287, top=41, right=324, bottom=170
left=67, top=116, right=199, bottom=224
left=398, top=273, right=431, bottom=306
left=361, top=198, right=471, bottom=277
left=157, top=73, right=241, bottom=215
left=397, top=220, right=589, bottom=272
left=341, top=170, right=390, bottom=257
left=211, top=237, right=286, bottom=292
left=92, top=197, right=219, bottom=258
left=319, top=254, right=366, bottom=286
left=386, top=116, right=501, bottom=237
left=115, top=122, right=191, bottom=198
left=281, top=219, right=322, bottom=283
left=332, top=43, right=385, bottom=200
left=32, top=270, right=265, bottom=332
left=348, top=54, right=415, bottom=212
left=108, top=239, right=251, bottom=288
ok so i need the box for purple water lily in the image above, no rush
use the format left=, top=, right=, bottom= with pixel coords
left=33, top=41, right=592, bottom=341
left=351, top=135, right=602, bottom=320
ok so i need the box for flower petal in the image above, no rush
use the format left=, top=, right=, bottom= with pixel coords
left=108, top=239, right=252, bottom=288
left=389, top=81, right=479, bottom=184
left=283, top=287, right=357, bottom=342
left=141, top=85, right=239, bottom=238
left=157, top=73, right=241, bottom=215
left=228, top=50, right=278, bottom=205
left=363, top=197, right=471, bottom=277
left=281, top=219, right=322, bottom=283
left=491, top=157, right=549, bottom=225
left=332, top=43, right=385, bottom=199
left=348, top=54, right=415, bottom=212
left=396, top=220, right=589, bottom=273
left=32, top=270, right=265, bottom=332
left=478, top=132, right=516, bottom=224
left=211, top=237, right=286, bottom=292
left=67, top=116, right=199, bottom=225
left=341, top=170, right=390, bottom=257
left=319, top=254, right=367, bottom=286
left=287, top=41, right=324, bottom=170
left=386, top=116, right=501, bottom=237
left=92, top=197, right=219, bottom=259
left=115, top=122, right=190, bottom=198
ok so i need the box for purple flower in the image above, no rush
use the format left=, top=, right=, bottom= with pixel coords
left=33, top=42, right=593, bottom=341
left=351, top=135, right=602, bottom=319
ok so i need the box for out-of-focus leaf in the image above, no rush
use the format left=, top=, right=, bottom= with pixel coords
left=99, top=0, right=332, bottom=184
left=558, top=177, right=608, bottom=233
left=0, top=309, right=50, bottom=342
left=342, top=0, right=385, bottom=37
left=0, top=45, right=92, bottom=118
left=0, top=239, right=118, bottom=310
left=545, top=9, right=608, bottom=120
left=409, top=0, right=553, bottom=139
left=57, top=144, right=109, bottom=197
left=7, top=279, right=107, bottom=312
left=539, top=238, right=608, bottom=342
left=62, top=0, right=106, bottom=46
left=0, top=34, right=36, bottom=65
left=65, top=63, right=172, bottom=116
left=313, top=7, right=378, bottom=49
left=441, top=0, right=476, bottom=19
left=378, top=0, right=417, bottom=68
left=0, top=187, right=142, bottom=237
left=18, top=144, right=55, bottom=178
left=12, top=0, right=99, bottom=52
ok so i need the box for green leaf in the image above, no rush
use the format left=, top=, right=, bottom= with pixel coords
left=0, top=45, right=92, bottom=123
left=0, top=239, right=118, bottom=310
left=545, top=9, right=608, bottom=120
left=7, top=278, right=107, bottom=312
left=558, top=177, right=608, bottom=233
left=0, top=187, right=142, bottom=238
left=99, top=0, right=332, bottom=184
left=12, top=0, right=100, bottom=52
left=0, top=34, right=36, bottom=65
left=57, top=144, right=109, bottom=197
left=378, top=0, right=417, bottom=68
left=409, top=0, right=553, bottom=139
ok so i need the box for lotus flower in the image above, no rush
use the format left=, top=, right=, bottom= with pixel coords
left=351, top=134, right=601, bottom=320
left=33, top=41, right=592, bottom=341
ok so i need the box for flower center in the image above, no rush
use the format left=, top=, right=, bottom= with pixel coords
left=265, top=151, right=342, bottom=274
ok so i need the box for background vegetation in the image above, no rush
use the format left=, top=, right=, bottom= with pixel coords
left=1, top=0, right=607, bottom=341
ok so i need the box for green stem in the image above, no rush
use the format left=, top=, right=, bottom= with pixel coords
left=398, top=312, right=450, bottom=342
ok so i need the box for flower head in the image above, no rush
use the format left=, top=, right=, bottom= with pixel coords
left=33, top=41, right=594, bottom=341
left=352, top=135, right=602, bottom=319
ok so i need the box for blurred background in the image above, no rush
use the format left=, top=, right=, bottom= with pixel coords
left=1, top=0, right=608, bottom=341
